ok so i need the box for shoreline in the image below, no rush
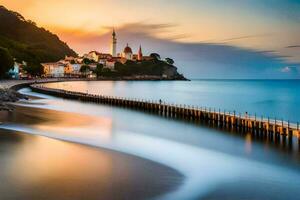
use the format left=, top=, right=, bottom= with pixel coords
left=30, top=82, right=300, bottom=138
left=2, top=80, right=300, bottom=199
left=0, top=78, right=189, bottom=110
left=0, top=126, right=183, bottom=200
left=0, top=80, right=185, bottom=199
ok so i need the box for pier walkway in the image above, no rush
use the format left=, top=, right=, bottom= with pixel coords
left=30, top=83, right=300, bottom=140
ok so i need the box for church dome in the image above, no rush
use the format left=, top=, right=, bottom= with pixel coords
left=123, top=44, right=132, bottom=54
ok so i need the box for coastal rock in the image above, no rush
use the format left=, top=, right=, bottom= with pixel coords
left=0, top=88, right=27, bottom=111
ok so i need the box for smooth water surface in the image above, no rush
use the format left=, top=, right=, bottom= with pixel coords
left=44, top=80, right=300, bottom=123
left=1, top=85, right=298, bottom=200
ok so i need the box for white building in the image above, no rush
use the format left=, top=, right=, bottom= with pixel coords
left=8, top=62, right=20, bottom=79
left=42, top=62, right=65, bottom=77
left=84, top=51, right=99, bottom=62
left=105, top=59, right=116, bottom=70
left=122, top=44, right=133, bottom=60
left=70, top=63, right=81, bottom=73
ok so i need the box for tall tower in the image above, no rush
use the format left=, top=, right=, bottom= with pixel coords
left=111, top=29, right=117, bottom=57
left=138, top=45, right=143, bottom=61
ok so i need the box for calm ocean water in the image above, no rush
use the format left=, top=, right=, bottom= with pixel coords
left=46, top=79, right=300, bottom=122
left=2, top=80, right=300, bottom=200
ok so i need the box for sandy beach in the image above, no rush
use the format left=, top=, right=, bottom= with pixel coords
left=0, top=81, right=183, bottom=200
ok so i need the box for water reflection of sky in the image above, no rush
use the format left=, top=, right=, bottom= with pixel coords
left=44, top=80, right=300, bottom=122
left=4, top=87, right=300, bottom=199
left=0, top=129, right=180, bottom=200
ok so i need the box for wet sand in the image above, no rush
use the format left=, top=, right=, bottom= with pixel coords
left=0, top=107, right=183, bottom=200
left=3, top=90, right=300, bottom=199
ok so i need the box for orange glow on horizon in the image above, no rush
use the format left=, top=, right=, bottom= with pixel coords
left=1, top=0, right=300, bottom=62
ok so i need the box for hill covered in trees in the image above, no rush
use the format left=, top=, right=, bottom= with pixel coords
left=98, top=58, right=186, bottom=80
left=0, top=5, right=77, bottom=75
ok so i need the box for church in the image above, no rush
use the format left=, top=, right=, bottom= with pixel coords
left=110, top=29, right=143, bottom=62
left=81, top=29, right=151, bottom=70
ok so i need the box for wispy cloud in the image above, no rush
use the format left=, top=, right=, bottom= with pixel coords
left=286, top=45, right=300, bottom=48
left=217, top=34, right=272, bottom=43
left=53, top=22, right=299, bottom=79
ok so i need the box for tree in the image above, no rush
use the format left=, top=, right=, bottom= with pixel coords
left=83, top=58, right=92, bottom=65
left=115, top=62, right=124, bottom=69
left=165, top=58, right=174, bottom=65
left=80, top=65, right=90, bottom=73
left=150, top=53, right=161, bottom=60
left=0, top=47, right=14, bottom=78
left=94, top=63, right=103, bottom=77
left=0, top=6, right=77, bottom=73
left=23, top=63, right=43, bottom=76
left=101, top=68, right=117, bottom=77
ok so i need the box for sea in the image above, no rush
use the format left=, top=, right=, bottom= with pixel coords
left=45, top=79, right=300, bottom=122
left=1, top=79, right=300, bottom=200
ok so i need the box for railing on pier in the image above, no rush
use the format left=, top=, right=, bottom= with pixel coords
left=30, top=84, right=300, bottom=139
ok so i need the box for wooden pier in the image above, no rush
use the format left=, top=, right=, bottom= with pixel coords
left=30, top=84, right=300, bottom=140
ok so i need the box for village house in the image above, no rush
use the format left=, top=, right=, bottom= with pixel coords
left=42, top=62, right=65, bottom=77
left=105, top=58, right=118, bottom=70
left=84, top=51, right=99, bottom=62
left=8, top=62, right=20, bottom=79
left=39, top=29, right=156, bottom=77
left=8, top=61, right=28, bottom=79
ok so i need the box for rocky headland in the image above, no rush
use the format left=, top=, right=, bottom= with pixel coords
left=0, top=88, right=27, bottom=111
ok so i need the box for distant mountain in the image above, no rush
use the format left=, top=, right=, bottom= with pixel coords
left=0, top=5, right=77, bottom=73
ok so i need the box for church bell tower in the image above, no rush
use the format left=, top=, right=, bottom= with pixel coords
left=111, top=29, right=117, bottom=57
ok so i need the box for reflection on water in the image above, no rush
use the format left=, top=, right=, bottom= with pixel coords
left=1, top=106, right=114, bottom=142
left=0, top=128, right=182, bottom=200
left=43, top=80, right=300, bottom=122
left=2, top=87, right=299, bottom=199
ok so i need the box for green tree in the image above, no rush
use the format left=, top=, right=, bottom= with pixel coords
left=80, top=65, right=90, bottom=77
left=83, top=58, right=92, bottom=65
left=80, top=65, right=90, bottom=72
left=23, top=62, right=43, bottom=76
left=0, top=6, right=77, bottom=74
left=95, top=63, right=103, bottom=77
left=150, top=53, right=161, bottom=60
left=0, top=47, right=14, bottom=78
left=165, top=58, right=174, bottom=65
left=101, top=68, right=118, bottom=77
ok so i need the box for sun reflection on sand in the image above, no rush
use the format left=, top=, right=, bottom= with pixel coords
left=8, top=136, right=113, bottom=187
left=5, top=106, right=114, bottom=142
left=0, top=126, right=182, bottom=199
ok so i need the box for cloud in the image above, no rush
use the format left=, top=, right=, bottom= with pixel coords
left=54, top=22, right=300, bottom=79
left=286, top=45, right=300, bottom=48
left=217, top=34, right=272, bottom=43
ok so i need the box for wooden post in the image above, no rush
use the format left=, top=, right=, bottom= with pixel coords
left=267, top=117, right=270, bottom=134
left=223, top=109, right=225, bottom=121
left=218, top=109, right=221, bottom=123
left=275, top=117, right=277, bottom=134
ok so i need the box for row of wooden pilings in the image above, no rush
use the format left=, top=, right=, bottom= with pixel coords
left=30, top=84, right=300, bottom=139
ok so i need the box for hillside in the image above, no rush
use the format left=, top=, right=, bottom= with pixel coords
left=0, top=5, right=77, bottom=74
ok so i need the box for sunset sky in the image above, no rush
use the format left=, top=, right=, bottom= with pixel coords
left=1, top=0, right=299, bottom=78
